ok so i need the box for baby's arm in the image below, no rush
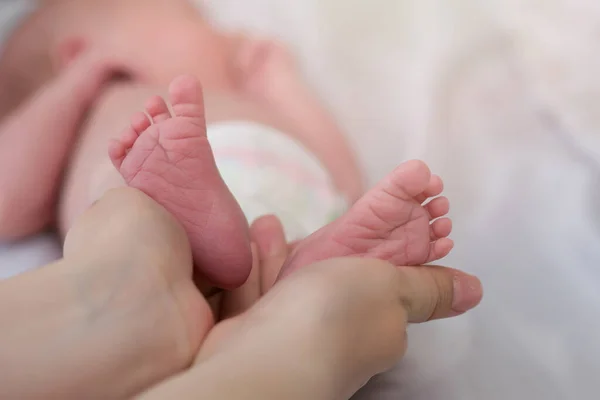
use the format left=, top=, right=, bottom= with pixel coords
left=0, top=53, right=123, bottom=239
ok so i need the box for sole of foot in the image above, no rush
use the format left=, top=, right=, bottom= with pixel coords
left=280, top=160, right=453, bottom=278
left=109, top=75, right=251, bottom=289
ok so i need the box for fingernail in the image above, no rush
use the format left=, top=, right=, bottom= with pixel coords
left=452, top=274, right=483, bottom=313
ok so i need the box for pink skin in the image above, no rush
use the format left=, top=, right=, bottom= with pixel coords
left=0, top=53, right=122, bottom=240
left=109, top=74, right=451, bottom=288
left=1, top=0, right=445, bottom=281
left=236, top=39, right=364, bottom=201
left=0, top=0, right=363, bottom=241
left=109, top=75, right=251, bottom=289
left=104, top=38, right=362, bottom=289
left=278, top=160, right=454, bottom=280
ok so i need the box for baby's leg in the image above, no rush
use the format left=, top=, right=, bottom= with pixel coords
left=236, top=39, right=364, bottom=202
left=0, top=188, right=210, bottom=399
left=109, top=76, right=252, bottom=289
left=279, top=160, right=454, bottom=279
left=0, top=53, right=118, bottom=240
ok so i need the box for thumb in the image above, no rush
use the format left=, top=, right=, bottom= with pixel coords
left=394, top=265, right=483, bottom=322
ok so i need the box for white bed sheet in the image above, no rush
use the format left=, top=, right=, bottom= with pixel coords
left=0, top=234, right=61, bottom=279
left=2, top=0, right=600, bottom=398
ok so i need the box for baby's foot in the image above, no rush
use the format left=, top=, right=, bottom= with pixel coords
left=280, top=160, right=453, bottom=278
left=109, top=75, right=251, bottom=289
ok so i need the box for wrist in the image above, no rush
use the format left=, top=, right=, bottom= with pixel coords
left=0, top=254, right=190, bottom=398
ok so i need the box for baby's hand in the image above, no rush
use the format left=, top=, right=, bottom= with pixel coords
left=59, top=50, right=133, bottom=103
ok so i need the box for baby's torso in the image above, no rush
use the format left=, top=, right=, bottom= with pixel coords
left=58, top=81, right=291, bottom=234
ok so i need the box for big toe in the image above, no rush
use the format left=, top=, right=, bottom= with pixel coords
left=384, top=159, right=432, bottom=199
left=168, top=75, right=206, bottom=119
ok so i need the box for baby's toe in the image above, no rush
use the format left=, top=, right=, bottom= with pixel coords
left=425, top=196, right=450, bottom=219
left=382, top=160, right=432, bottom=200
left=417, top=174, right=444, bottom=203
left=427, top=238, right=454, bottom=263
left=108, top=138, right=128, bottom=169
left=168, top=75, right=206, bottom=119
left=430, top=218, right=452, bottom=240
left=130, top=112, right=151, bottom=135
left=145, top=96, right=171, bottom=123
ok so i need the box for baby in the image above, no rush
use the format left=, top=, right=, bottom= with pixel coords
left=0, top=0, right=453, bottom=288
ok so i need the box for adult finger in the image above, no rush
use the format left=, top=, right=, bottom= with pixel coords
left=218, top=215, right=289, bottom=319
left=217, top=243, right=261, bottom=319
left=143, top=258, right=409, bottom=400
left=192, top=216, right=289, bottom=363
left=251, top=258, right=482, bottom=372
left=250, top=215, right=289, bottom=294
left=142, top=258, right=482, bottom=400
left=394, top=265, right=483, bottom=322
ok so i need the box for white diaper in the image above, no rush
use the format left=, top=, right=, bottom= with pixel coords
left=0, top=1, right=36, bottom=56
left=207, top=121, right=348, bottom=241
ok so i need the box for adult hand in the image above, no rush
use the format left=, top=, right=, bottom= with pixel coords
left=140, top=215, right=483, bottom=400
left=1, top=188, right=481, bottom=399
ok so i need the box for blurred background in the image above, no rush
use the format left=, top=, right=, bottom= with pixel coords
left=2, top=0, right=600, bottom=398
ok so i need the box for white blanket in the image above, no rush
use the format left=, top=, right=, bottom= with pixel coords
left=2, top=0, right=600, bottom=398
